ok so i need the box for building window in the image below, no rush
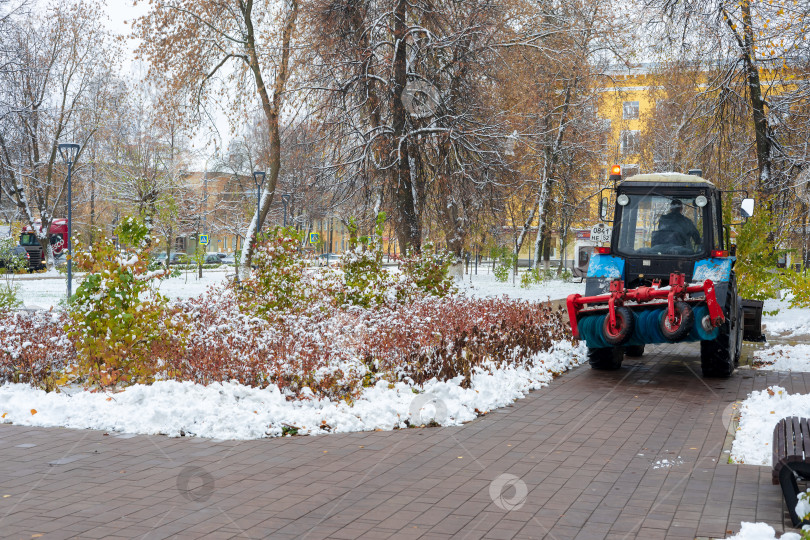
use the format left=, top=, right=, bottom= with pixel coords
left=623, top=101, right=640, bottom=119
left=620, top=130, right=639, bottom=155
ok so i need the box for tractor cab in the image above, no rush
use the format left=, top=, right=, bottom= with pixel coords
left=610, top=174, right=723, bottom=289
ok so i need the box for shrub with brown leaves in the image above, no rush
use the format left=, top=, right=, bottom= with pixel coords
left=0, top=284, right=570, bottom=399
left=0, top=311, right=74, bottom=391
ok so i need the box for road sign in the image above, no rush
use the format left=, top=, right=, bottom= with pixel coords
left=590, top=224, right=612, bottom=243
left=199, top=234, right=209, bottom=246
left=309, top=232, right=320, bottom=244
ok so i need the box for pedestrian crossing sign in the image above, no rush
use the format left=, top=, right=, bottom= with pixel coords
left=199, top=234, right=209, bottom=245
left=309, top=232, right=320, bottom=244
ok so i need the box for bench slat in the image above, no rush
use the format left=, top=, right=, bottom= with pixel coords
left=774, top=418, right=788, bottom=484
left=791, top=417, right=803, bottom=459
left=802, top=418, right=810, bottom=460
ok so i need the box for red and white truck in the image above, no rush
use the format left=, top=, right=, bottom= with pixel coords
left=19, top=218, right=68, bottom=270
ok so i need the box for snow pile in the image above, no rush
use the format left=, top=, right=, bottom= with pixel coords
left=753, top=344, right=810, bottom=372
left=725, top=522, right=800, bottom=540
left=0, top=340, right=586, bottom=439
left=730, top=386, right=810, bottom=465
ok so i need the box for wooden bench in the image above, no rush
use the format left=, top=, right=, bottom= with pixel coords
left=773, top=416, right=810, bottom=527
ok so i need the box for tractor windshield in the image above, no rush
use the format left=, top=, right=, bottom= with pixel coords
left=616, top=194, right=706, bottom=256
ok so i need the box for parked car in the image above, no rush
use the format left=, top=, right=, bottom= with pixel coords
left=317, top=253, right=342, bottom=266
left=0, top=245, right=29, bottom=271
left=204, top=254, right=223, bottom=265
left=220, top=254, right=236, bottom=265
left=152, top=252, right=184, bottom=266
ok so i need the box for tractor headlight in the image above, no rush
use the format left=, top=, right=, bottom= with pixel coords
left=695, top=195, right=708, bottom=207
left=617, top=194, right=630, bottom=206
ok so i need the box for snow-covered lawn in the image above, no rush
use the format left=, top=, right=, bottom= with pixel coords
left=458, top=272, right=583, bottom=302
left=11, top=267, right=582, bottom=310
left=763, top=296, right=810, bottom=337
left=11, top=268, right=232, bottom=309
left=0, top=341, right=586, bottom=439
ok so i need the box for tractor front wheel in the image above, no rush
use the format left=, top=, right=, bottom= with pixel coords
left=588, top=347, right=624, bottom=370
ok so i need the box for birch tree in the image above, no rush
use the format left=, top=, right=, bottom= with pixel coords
left=136, top=0, right=300, bottom=275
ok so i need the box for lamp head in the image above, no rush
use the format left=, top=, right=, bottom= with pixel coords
left=252, top=170, right=266, bottom=188
left=58, top=143, right=80, bottom=165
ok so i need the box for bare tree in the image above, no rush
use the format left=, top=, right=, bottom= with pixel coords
left=0, top=0, right=118, bottom=268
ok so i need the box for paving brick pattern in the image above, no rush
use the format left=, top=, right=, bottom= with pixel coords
left=0, top=343, right=802, bottom=539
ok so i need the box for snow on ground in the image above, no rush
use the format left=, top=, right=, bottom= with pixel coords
left=459, top=272, right=583, bottom=302
left=730, top=386, right=810, bottom=465
left=763, top=296, right=810, bottom=337
left=0, top=341, right=587, bottom=439
left=725, top=522, right=801, bottom=540
left=753, top=344, right=810, bottom=372
left=11, top=267, right=232, bottom=310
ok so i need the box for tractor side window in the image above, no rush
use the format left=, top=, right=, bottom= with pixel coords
left=617, top=195, right=705, bottom=256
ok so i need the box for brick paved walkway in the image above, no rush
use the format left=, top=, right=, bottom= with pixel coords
left=0, top=342, right=802, bottom=539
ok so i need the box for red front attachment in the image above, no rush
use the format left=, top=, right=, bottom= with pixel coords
left=567, top=272, right=725, bottom=339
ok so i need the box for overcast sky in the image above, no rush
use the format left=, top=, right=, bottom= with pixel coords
left=101, top=1, right=229, bottom=170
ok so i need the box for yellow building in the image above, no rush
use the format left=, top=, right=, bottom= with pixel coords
left=597, top=66, right=658, bottom=179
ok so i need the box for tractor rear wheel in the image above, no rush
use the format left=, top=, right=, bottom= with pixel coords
left=701, top=278, right=741, bottom=378
left=588, top=347, right=624, bottom=370
left=626, top=345, right=645, bottom=357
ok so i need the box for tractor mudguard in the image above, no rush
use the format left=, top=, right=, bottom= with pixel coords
left=585, top=254, right=625, bottom=295
left=689, top=258, right=734, bottom=310
left=692, top=258, right=733, bottom=283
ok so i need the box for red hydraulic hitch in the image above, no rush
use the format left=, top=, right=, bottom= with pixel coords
left=566, top=272, right=725, bottom=339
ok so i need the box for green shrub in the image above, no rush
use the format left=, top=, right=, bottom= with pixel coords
left=0, top=283, right=21, bottom=312
left=339, top=213, right=396, bottom=307
left=67, top=217, right=184, bottom=389
left=491, top=246, right=516, bottom=283
left=784, top=269, right=810, bottom=308
left=0, top=234, right=25, bottom=312
left=735, top=206, right=785, bottom=301
left=236, top=227, right=318, bottom=317
left=400, top=242, right=457, bottom=298
left=520, top=268, right=540, bottom=288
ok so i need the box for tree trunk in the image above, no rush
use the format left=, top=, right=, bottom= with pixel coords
left=239, top=0, right=298, bottom=277
left=390, top=0, right=420, bottom=253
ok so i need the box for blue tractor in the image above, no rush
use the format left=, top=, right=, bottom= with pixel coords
left=566, top=168, right=764, bottom=377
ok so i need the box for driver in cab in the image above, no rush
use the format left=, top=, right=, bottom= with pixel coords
left=654, top=198, right=700, bottom=249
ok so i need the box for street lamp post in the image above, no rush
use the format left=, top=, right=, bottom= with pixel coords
left=58, top=143, right=80, bottom=301
left=281, top=194, right=291, bottom=227
left=252, top=171, right=266, bottom=237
